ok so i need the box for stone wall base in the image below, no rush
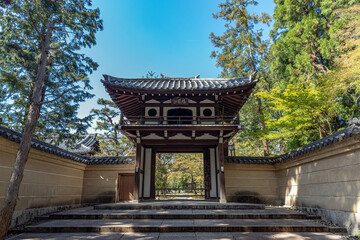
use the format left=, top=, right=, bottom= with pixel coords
left=10, top=204, right=85, bottom=229
left=290, top=206, right=360, bottom=235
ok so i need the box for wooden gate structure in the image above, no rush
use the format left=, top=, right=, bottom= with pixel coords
left=102, top=73, right=257, bottom=202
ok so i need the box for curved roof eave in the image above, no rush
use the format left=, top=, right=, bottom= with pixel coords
left=101, top=73, right=258, bottom=93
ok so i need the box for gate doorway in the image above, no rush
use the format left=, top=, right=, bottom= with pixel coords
left=155, top=153, right=205, bottom=200
left=138, top=146, right=221, bottom=201
left=118, top=173, right=134, bottom=201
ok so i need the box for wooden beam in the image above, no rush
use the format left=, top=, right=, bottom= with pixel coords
left=141, top=139, right=219, bottom=146
left=152, top=145, right=211, bottom=153
left=121, top=125, right=239, bottom=131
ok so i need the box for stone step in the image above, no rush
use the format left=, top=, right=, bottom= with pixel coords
left=94, top=202, right=265, bottom=210
left=7, top=232, right=347, bottom=240
left=23, top=219, right=347, bottom=233
left=47, top=213, right=319, bottom=220
left=46, top=206, right=320, bottom=220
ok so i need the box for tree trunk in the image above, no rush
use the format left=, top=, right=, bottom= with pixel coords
left=0, top=22, right=53, bottom=240
left=256, top=97, right=270, bottom=156
left=279, top=141, right=286, bottom=154
left=245, top=33, right=269, bottom=156
left=318, top=125, right=324, bottom=139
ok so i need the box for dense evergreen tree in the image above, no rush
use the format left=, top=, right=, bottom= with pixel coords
left=0, top=0, right=102, bottom=237
left=0, top=0, right=99, bottom=143
left=211, top=0, right=360, bottom=154
left=258, top=0, right=359, bottom=150
left=210, top=0, right=273, bottom=156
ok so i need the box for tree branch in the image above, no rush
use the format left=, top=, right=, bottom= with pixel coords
left=40, top=89, right=71, bottom=105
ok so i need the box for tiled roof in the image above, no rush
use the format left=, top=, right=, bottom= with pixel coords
left=102, top=73, right=257, bottom=91
left=0, top=125, right=134, bottom=165
left=44, top=134, right=98, bottom=155
left=225, top=156, right=278, bottom=165
left=85, top=156, right=135, bottom=165
left=225, top=122, right=360, bottom=165
left=71, top=134, right=98, bottom=154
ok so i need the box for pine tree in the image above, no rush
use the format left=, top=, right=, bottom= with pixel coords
left=210, top=0, right=272, bottom=156
left=0, top=0, right=102, bottom=237
left=91, top=98, right=131, bottom=156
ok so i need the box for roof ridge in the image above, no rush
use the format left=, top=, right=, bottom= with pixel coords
left=102, top=74, right=252, bottom=81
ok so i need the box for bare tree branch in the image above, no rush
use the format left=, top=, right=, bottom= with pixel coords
left=40, top=89, right=71, bottom=105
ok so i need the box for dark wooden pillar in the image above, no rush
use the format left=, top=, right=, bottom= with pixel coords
left=224, top=142, right=229, bottom=157
left=203, top=149, right=211, bottom=200
left=150, top=149, right=156, bottom=199
left=134, top=142, right=142, bottom=202
left=218, top=142, right=227, bottom=203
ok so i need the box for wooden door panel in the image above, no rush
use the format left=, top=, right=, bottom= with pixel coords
left=118, top=174, right=134, bottom=201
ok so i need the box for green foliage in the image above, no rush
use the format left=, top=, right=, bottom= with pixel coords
left=270, top=0, right=351, bottom=84
left=257, top=1, right=360, bottom=149
left=210, top=0, right=271, bottom=77
left=155, top=153, right=204, bottom=194
left=257, top=83, right=335, bottom=149
left=212, top=0, right=360, bottom=154
left=325, top=4, right=360, bottom=120
left=155, top=154, right=173, bottom=193
left=0, top=0, right=103, bottom=143
left=210, top=0, right=273, bottom=156
left=91, top=98, right=131, bottom=156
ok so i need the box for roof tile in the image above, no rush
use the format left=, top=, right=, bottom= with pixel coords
left=102, top=73, right=257, bottom=91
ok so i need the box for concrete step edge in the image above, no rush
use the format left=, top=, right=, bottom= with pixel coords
left=328, top=227, right=348, bottom=233
left=93, top=205, right=265, bottom=210
left=24, top=225, right=331, bottom=233
left=48, top=213, right=312, bottom=220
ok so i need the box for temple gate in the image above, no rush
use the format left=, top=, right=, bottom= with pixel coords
left=102, top=73, right=257, bottom=202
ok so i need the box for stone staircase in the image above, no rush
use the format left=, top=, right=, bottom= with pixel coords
left=10, top=201, right=347, bottom=239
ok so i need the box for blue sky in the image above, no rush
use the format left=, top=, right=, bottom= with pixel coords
left=78, top=0, right=275, bottom=129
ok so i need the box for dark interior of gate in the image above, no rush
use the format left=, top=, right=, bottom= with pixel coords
left=102, top=73, right=257, bottom=202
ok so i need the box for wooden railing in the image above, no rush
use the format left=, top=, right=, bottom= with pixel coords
left=155, top=188, right=205, bottom=199
left=119, top=115, right=240, bottom=126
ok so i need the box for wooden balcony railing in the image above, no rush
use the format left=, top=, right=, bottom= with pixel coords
left=119, top=115, right=240, bottom=126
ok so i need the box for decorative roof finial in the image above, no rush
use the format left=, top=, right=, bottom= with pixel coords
left=160, top=74, right=169, bottom=79
left=249, top=71, right=257, bottom=81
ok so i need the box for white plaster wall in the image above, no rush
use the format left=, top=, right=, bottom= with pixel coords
left=216, top=147, right=220, bottom=196
left=209, top=148, right=217, bottom=198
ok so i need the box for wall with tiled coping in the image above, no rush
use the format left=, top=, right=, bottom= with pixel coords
left=1, top=128, right=359, bottom=233
left=225, top=135, right=360, bottom=234
left=0, top=137, right=135, bottom=228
